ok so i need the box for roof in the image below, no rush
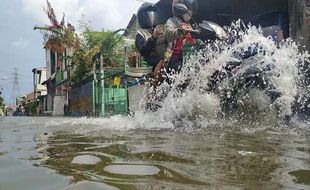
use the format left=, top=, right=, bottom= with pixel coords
left=32, top=67, right=47, bottom=73
left=41, top=78, right=50, bottom=85
left=123, top=14, right=137, bottom=37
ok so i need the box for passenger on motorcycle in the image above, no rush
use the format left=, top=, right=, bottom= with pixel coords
left=135, top=2, right=163, bottom=71
left=135, top=2, right=167, bottom=96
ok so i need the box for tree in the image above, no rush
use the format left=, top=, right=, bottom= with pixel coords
left=0, top=96, right=3, bottom=107
left=34, top=0, right=79, bottom=53
left=100, top=29, right=125, bottom=67
left=34, top=0, right=125, bottom=84
left=70, top=23, right=125, bottom=83
left=0, top=96, right=4, bottom=116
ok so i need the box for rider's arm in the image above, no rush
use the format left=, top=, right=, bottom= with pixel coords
left=165, top=19, right=181, bottom=43
left=135, top=33, right=156, bottom=57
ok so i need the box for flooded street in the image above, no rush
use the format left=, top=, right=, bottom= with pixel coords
left=0, top=117, right=309, bottom=190
left=1, top=0, right=310, bottom=189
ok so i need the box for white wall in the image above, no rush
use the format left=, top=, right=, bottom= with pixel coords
left=53, top=95, right=66, bottom=116
left=128, top=85, right=148, bottom=113
left=36, top=69, right=47, bottom=94
left=46, top=94, right=53, bottom=112
left=46, top=49, right=51, bottom=78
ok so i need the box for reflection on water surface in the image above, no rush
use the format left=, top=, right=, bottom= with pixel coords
left=0, top=117, right=309, bottom=190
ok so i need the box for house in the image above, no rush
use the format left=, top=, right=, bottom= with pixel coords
left=32, top=67, right=47, bottom=115
left=123, top=14, right=139, bottom=39
left=42, top=42, right=72, bottom=116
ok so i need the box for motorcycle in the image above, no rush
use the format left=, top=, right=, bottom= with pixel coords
left=167, top=19, right=291, bottom=120
left=150, top=15, right=307, bottom=122
left=205, top=44, right=284, bottom=117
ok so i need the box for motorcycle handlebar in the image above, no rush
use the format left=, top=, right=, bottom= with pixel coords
left=178, top=28, right=201, bottom=35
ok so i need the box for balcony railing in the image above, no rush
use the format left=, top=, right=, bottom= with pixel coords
left=55, top=70, right=63, bottom=84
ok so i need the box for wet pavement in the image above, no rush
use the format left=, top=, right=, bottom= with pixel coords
left=0, top=116, right=310, bottom=190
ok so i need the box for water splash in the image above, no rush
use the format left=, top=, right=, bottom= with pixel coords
left=143, top=21, right=310, bottom=129
left=45, top=22, right=310, bottom=134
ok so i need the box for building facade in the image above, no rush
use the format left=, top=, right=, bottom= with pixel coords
left=32, top=67, right=47, bottom=115
left=43, top=46, right=72, bottom=116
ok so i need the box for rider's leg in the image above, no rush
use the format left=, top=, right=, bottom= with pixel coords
left=151, top=59, right=167, bottom=98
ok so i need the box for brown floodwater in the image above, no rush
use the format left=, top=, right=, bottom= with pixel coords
left=0, top=116, right=309, bottom=190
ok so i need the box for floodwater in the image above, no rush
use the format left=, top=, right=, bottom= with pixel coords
left=0, top=116, right=309, bottom=190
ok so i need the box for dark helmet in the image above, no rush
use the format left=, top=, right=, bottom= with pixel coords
left=137, top=2, right=158, bottom=29
left=173, top=0, right=198, bottom=18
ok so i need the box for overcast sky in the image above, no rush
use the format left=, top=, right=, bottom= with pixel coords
left=0, top=0, right=158, bottom=104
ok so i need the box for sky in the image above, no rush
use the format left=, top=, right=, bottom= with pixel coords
left=0, top=0, right=158, bottom=104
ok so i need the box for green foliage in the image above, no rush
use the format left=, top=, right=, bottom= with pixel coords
left=79, top=22, right=107, bottom=50
left=131, top=43, right=138, bottom=52
left=29, top=101, right=38, bottom=115
left=100, top=29, right=125, bottom=66
left=70, top=49, right=89, bottom=83
left=35, top=1, right=125, bottom=84
left=34, top=0, right=79, bottom=52
left=0, top=96, right=3, bottom=106
left=5, top=107, right=13, bottom=114
left=70, top=23, right=125, bottom=83
left=0, top=97, right=4, bottom=112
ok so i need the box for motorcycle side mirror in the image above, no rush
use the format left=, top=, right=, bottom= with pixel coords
left=199, top=21, right=229, bottom=41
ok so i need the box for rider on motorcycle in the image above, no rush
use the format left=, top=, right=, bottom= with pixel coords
left=164, top=0, right=199, bottom=75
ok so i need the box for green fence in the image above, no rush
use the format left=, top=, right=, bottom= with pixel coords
left=95, top=67, right=128, bottom=117
left=103, top=88, right=127, bottom=116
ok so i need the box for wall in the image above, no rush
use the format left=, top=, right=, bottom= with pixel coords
left=289, top=0, right=310, bottom=51
left=128, top=84, right=146, bottom=113
left=35, top=69, right=47, bottom=95
left=124, top=15, right=140, bottom=39
left=53, top=95, right=65, bottom=116
left=70, top=79, right=93, bottom=116
left=46, top=49, right=51, bottom=79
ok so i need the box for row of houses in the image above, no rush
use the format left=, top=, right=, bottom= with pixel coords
left=28, top=42, right=132, bottom=117
left=27, top=11, right=143, bottom=117
left=26, top=0, right=310, bottom=117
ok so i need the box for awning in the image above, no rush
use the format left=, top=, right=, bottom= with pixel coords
left=41, top=79, right=51, bottom=86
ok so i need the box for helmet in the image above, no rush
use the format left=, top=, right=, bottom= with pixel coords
left=137, top=2, right=158, bottom=29
left=172, top=0, right=198, bottom=20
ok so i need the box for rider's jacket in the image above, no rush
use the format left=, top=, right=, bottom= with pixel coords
left=165, top=17, right=196, bottom=60
left=135, top=28, right=161, bottom=68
